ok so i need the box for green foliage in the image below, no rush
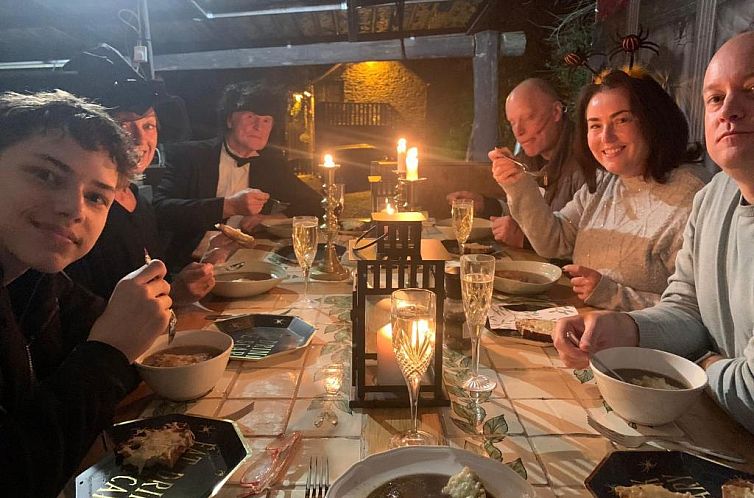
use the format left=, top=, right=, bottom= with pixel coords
left=544, top=0, right=598, bottom=107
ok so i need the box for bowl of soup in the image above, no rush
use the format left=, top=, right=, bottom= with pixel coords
left=212, top=261, right=287, bottom=298
left=493, top=260, right=561, bottom=295
left=591, top=347, right=708, bottom=426
left=261, top=218, right=294, bottom=239
left=136, top=330, right=233, bottom=401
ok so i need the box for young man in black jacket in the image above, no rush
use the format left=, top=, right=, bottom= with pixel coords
left=0, top=90, right=172, bottom=497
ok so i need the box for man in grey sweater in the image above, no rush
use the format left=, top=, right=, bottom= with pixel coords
left=552, top=31, right=754, bottom=433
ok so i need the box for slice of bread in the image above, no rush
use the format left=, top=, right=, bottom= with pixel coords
left=116, top=421, right=196, bottom=473
left=614, top=484, right=692, bottom=498
left=515, top=318, right=555, bottom=343
left=723, top=479, right=754, bottom=498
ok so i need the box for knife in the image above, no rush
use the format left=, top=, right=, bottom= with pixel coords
left=239, top=431, right=302, bottom=495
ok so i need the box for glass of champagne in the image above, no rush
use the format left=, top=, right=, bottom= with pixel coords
left=452, top=198, right=474, bottom=257
left=292, top=216, right=319, bottom=308
left=460, top=254, right=497, bottom=392
left=390, top=288, right=437, bottom=447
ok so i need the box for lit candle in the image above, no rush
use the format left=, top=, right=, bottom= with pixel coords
left=396, top=138, right=407, bottom=174
left=384, top=199, right=395, bottom=215
left=376, top=323, right=405, bottom=385
left=405, top=147, right=419, bottom=181
left=323, top=154, right=335, bottom=167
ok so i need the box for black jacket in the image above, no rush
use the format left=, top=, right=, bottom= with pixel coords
left=66, top=183, right=162, bottom=299
left=0, top=268, right=139, bottom=497
left=154, top=138, right=324, bottom=268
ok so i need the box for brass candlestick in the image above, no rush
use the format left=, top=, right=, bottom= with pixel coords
left=398, top=177, right=426, bottom=212
left=312, top=163, right=350, bottom=281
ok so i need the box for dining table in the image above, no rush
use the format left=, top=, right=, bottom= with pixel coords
left=76, top=228, right=754, bottom=498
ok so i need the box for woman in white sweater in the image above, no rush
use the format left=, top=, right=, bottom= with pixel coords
left=490, top=69, right=709, bottom=311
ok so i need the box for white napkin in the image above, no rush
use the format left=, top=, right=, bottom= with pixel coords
left=488, top=304, right=579, bottom=330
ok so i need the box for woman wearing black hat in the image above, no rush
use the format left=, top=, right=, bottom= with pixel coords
left=64, top=45, right=218, bottom=302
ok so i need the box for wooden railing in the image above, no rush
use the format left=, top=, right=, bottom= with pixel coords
left=316, top=102, right=395, bottom=127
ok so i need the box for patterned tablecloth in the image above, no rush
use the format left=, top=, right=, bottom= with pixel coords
left=130, top=238, right=754, bottom=498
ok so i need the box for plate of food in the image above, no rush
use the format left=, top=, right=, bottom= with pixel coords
left=261, top=217, right=294, bottom=239
left=441, top=239, right=507, bottom=258
left=76, top=414, right=249, bottom=498
left=585, top=450, right=754, bottom=498
left=214, top=314, right=316, bottom=361
left=339, top=218, right=370, bottom=236
left=326, top=446, right=534, bottom=497
left=274, top=242, right=346, bottom=264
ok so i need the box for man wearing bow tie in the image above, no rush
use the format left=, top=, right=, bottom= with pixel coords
left=154, top=81, right=324, bottom=269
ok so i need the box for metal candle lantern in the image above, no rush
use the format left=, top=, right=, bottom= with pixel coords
left=348, top=212, right=451, bottom=408
left=312, top=156, right=350, bottom=281
left=398, top=176, right=426, bottom=212
left=369, top=160, right=398, bottom=214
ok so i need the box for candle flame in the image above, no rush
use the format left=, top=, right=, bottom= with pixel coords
left=384, top=199, right=395, bottom=215
left=411, top=319, right=434, bottom=346
left=397, top=138, right=407, bottom=153
left=323, top=154, right=335, bottom=167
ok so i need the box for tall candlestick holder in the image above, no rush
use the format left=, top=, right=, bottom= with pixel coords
left=398, top=177, right=427, bottom=212
left=312, top=163, right=350, bottom=281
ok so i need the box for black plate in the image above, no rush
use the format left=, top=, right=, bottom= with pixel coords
left=274, top=242, right=346, bottom=263
left=215, top=314, right=316, bottom=361
left=76, top=414, right=249, bottom=498
left=585, top=451, right=754, bottom=498
left=441, top=239, right=504, bottom=257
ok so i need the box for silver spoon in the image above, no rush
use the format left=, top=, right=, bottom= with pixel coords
left=143, top=249, right=177, bottom=344
left=565, top=331, right=628, bottom=383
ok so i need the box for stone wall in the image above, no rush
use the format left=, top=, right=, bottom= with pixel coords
left=341, top=61, right=428, bottom=143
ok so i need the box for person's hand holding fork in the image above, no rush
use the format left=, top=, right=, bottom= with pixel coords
left=489, top=147, right=529, bottom=186
left=88, top=260, right=172, bottom=363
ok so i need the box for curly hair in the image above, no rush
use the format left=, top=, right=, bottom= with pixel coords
left=0, top=90, right=138, bottom=186
left=574, top=69, right=702, bottom=187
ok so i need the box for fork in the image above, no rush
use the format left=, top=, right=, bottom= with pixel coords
left=305, top=456, right=329, bottom=498
left=587, top=413, right=746, bottom=463
left=494, top=147, right=546, bottom=178
left=143, top=248, right=177, bottom=344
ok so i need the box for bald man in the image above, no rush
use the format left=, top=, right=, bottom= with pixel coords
left=552, top=31, right=754, bottom=433
left=447, top=78, right=587, bottom=248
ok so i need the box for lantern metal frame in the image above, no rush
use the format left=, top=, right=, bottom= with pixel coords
left=349, top=212, right=450, bottom=408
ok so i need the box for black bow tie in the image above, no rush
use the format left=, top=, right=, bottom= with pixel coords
left=224, top=141, right=254, bottom=167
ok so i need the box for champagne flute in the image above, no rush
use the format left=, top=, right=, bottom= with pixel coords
left=292, top=216, right=318, bottom=308
left=390, top=288, right=437, bottom=448
left=460, top=254, right=497, bottom=392
left=451, top=198, right=474, bottom=257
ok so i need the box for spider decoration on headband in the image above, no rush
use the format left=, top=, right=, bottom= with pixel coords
left=608, top=26, right=660, bottom=70
left=563, top=48, right=603, bottom=76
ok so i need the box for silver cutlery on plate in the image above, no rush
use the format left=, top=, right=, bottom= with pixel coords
left=587, top=413, right=746, bottom=463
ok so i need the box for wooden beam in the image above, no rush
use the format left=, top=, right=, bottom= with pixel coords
left=154, top=31, right=525, bottom=71
left=466, top=30, right=499, bottom=161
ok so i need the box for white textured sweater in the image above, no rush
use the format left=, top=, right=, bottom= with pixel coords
left=503, top=165, right=709, bottom=310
